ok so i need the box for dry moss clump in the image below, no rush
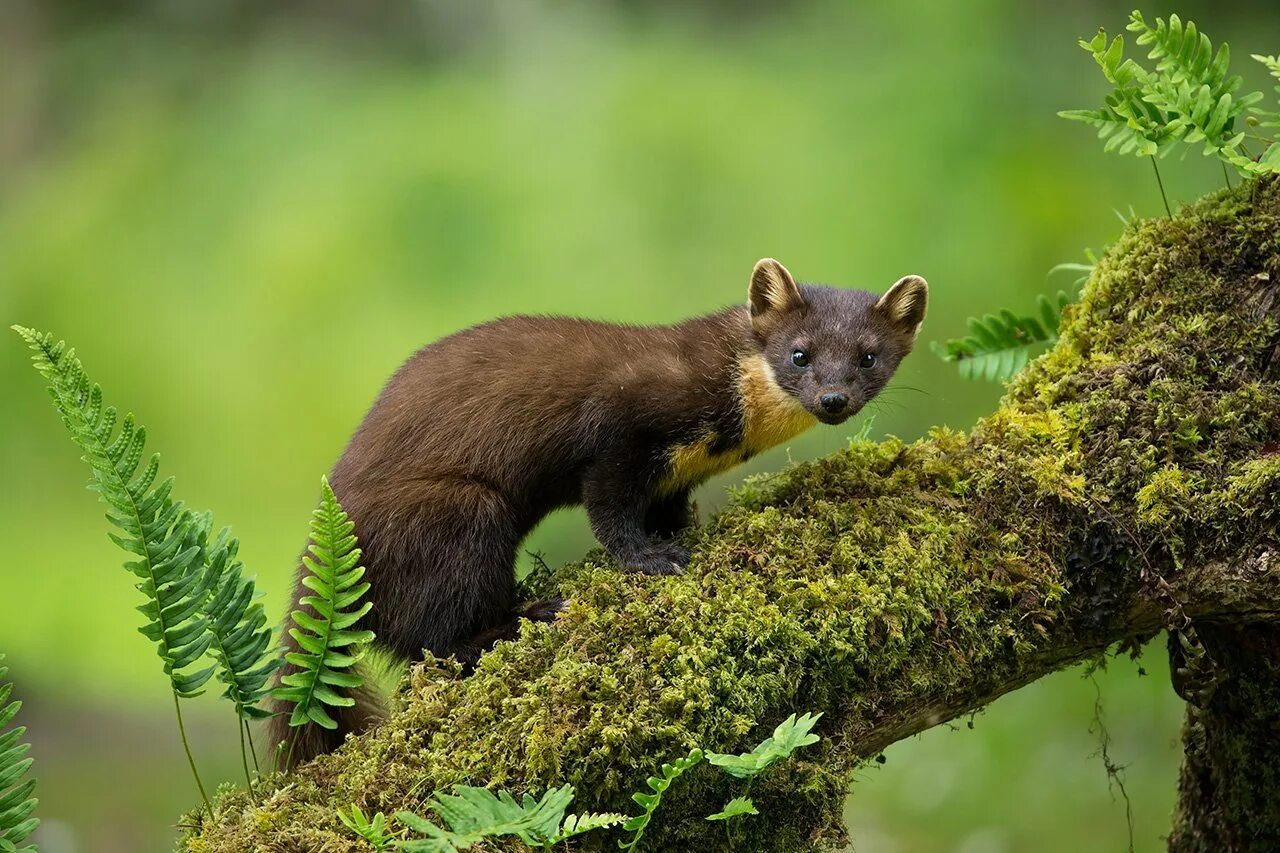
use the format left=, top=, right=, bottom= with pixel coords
left=186, top=178, right=1280, bottom=852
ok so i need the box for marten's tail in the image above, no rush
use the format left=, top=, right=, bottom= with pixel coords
left=265, top=604, right=388, bottom=771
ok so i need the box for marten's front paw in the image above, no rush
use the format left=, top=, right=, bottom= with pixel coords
left=624, top=544, right=691, bottom=575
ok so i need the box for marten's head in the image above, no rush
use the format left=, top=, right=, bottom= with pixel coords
left=746, top=258, right=927, bottom=425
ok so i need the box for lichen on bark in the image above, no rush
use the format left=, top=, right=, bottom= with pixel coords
left=186, top=178, right=1280, bottom=852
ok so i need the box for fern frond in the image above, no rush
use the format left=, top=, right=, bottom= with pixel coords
left=1133, top=13, right=1269, bottom=172
left=13, top=326, right=216, bottom=697
left=557, top=811, right=627, bottom=841
left=13, top=327, right=282, bottom=720
left=394, top=784, right=600, bottom=850
left=338, top=804, right=395, bottom=850
left=1059, top=31, right=1176, bottom=158
left=1058, top=101, right=1166, bottom=157
left=1218, top=143, right=1280, bottom=177
left=930, top=292, right=1072, bottom=383
left=13, top=326, right=285, bottom=803
left=394, top=811, right=468, bottom=852
left=705, top=796, right=758, bottom=822
left=273, top=477, right=374, bottom=730
left=1080, top=28, right=1150, bottom=89
left=1063, top=15, right=1277, bottom=177
left=1124, top=14, right=1266, bottom=168
left=1256, top=53, right=1280, bottom=81
left=1250, top=54, right=1280, bottom=129
left=203, top=529, right=281, bottom=721
left=1129, top=12, right=1240, bottom=98
left=433, top=784, right=574, bottom=846
left=619, top=747, right=704, bottom=850
left=705, top=712, right=823, bottom=780
left=0, top=656, right=39, bottom=853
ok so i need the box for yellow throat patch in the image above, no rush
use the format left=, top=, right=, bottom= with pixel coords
left=660, top=354, right=818, bottom=493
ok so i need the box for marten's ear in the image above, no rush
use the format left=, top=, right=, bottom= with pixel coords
left=876, top=274, right=928, bottom=338
left=748, top=258, right=805, bottom=322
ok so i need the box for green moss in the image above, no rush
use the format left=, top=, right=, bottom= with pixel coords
left=188, top=178, right=1280, bottom=851
left=1136, top=465, right=1195, bottom=527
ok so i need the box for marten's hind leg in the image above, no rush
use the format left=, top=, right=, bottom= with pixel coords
left=362, top=479, right=566, bottom=671
left=365, top=479, right=521, bottom=662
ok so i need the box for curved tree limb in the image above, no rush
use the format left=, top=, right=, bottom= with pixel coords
left=188, top=178, right=1280, bottom=852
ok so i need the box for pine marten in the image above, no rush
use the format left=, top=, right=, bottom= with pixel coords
left=269, top=258, right=927, bottom=767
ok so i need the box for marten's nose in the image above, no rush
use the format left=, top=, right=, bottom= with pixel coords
left=819, top=392, right=848, bottom=414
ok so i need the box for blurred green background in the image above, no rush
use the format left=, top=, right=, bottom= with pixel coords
left=1, top=1, right=1275, bottom=850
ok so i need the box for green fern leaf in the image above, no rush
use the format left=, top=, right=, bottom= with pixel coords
left=203, top=529, right=282, bottom=721
left=1250, top=54, right=1280, bottom=129
left=1063, top=14, right=1277, bottom=177
left=393, top=786, right=624, bottom=849
left=395, top=784, right=582, bottom=850
left=1129, top=12, right=1240, bottom=96
left=1081, top=28, right=1147, bottom=89
left=394, top=810, right=468, bottom=852
left=706, top=712, right=823, bottom=780
left=705, top=796, right=758, bottom=822
left=338, top=804, right=395, bottom=850
left=0, top=657, right=38, bottom=853
left=1141, top=76, right=1259, bottom=162
left=1255, top=53, right=1280, bottom=82
left=436, top=784, right=571, bottom=845
left=557, top=811, right=627, bottom=841
left=13, top=326, right=217, bottom=697
left=13, top=327, right=281, bottom=724
left=1059, top=33, right=1176, bottom=158
left=273, top=477, right=374, bottom=730
left=930, top=292, right=1071, bottom=383
left=619, top=747, right=703, bottom=850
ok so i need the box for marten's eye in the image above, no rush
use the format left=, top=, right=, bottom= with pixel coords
left=791, top=350, right=810, bottom=368
left=859, top=352, right=878, bottom=369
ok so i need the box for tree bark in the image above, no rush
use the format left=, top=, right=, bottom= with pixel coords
left=1168, top=615, right=1280, bottom=852
left=187, top=178, right=1280, bottom=852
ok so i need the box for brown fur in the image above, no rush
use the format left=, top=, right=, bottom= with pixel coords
left=268, top=259, right=927, bottom=768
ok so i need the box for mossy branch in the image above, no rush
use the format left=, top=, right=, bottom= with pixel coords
left=188, top=178, right=1280, bottom=851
